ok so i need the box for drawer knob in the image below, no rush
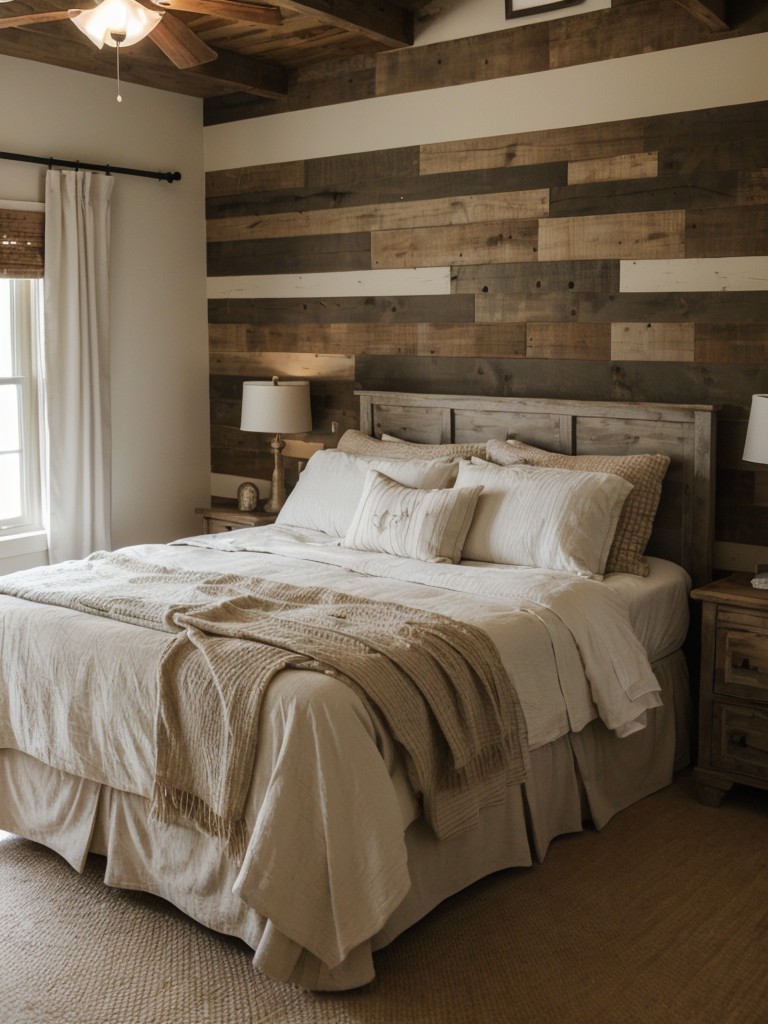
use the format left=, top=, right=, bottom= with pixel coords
left=729, top=731, right=748, bottom=748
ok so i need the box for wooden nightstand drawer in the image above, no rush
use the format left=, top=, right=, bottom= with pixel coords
left=691, top=574, right=768, bottom=805
left=711, top=703, right=768, bottom=782
left=716, top=628, right=768, bottom=703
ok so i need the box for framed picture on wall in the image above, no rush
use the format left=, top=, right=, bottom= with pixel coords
left=506, top=0, right=586, bottom=17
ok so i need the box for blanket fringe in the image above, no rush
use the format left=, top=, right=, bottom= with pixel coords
left=443, top=733, right=527, bottom=789
left=150, top=783, right=248, bottom=864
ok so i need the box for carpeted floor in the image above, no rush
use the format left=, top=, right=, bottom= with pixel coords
left=1, top=772, right=766, bottom=1024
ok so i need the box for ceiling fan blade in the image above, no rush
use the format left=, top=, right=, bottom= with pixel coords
left=0, top=11, right=75, bottom=30
left=147, top=12, right=217, bottom=68
left=151, top=0, right=283, bottom=26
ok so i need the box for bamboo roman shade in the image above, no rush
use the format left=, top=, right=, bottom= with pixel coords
left=0, top=208, right=44, bottom=278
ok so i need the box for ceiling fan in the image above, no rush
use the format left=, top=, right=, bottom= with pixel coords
left=0, top=0, right=284, bottom=71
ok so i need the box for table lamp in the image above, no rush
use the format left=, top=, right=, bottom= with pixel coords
left=240, top=377, right=312, bottom=514
left=743, top=394, right=768, bottom=466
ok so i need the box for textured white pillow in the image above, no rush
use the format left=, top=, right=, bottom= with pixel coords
left=343, top=469, right=483, bottom=563
left=456, top=459, right=633, bottom=577
left=276, top=450, right=457, bottom=537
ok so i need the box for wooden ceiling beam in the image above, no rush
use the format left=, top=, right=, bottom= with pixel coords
left=188, top=48, right=289, bottom=96
left=146, top=1, right=284, bottom=27
left=0, top=22, right=287, bottom=99
left=670, top=0, right=729, bottom=31
left=273, top=0, right=414, bottom=48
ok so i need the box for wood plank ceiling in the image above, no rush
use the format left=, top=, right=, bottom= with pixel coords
left=0, top=0, right=436, bottom=100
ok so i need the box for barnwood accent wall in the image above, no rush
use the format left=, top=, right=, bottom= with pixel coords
left=206, top=8, right=768, bottom=571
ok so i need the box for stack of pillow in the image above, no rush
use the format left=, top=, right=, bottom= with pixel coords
left=275, top=428, right=670, bottom=579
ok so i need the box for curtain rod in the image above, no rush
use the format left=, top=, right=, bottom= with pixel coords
left=0, top=149, right=181, bottom=184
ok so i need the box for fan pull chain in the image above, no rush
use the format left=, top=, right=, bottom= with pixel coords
left=109, top=29, right=127, bottom=103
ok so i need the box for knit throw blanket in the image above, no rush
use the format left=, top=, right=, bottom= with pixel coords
left=0, top=551, right=529, bottom=855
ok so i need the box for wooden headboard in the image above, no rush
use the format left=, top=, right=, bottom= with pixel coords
left=356, top=391, right=717, bottom=588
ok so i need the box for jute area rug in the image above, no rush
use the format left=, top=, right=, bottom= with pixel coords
left=0, top=772, right=766, bottom=1024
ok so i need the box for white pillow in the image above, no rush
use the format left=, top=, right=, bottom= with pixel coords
left=455, top=460, right=633, bottom=577
left=276, top=450, right=457, bottom=537
left=343, top=469, right=483, bottom=563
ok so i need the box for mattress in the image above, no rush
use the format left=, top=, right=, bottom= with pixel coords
left=604, top=556, right=691, bottom=661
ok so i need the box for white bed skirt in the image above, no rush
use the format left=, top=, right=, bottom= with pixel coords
left=0, top=650, right=688, bottom=991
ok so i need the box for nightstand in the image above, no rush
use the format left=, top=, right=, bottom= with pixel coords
left=690, top=574, right=768, bottom=806
left=194, top=506, right=278, bottom=534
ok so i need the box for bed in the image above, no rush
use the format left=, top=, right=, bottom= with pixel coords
left=0, top=391, right=716, bottom=991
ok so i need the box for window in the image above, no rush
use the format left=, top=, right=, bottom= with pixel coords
left=0, top=278, right=44, bottom=536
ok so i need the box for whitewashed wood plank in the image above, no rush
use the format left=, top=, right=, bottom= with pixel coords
left=621, top=256, right=768, bottom=292
left=206, top=268, right=452, bottom=299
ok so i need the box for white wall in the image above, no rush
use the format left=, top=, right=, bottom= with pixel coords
left=0, top=54, right=210, bottom=572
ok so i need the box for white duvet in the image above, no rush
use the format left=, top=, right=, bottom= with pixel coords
left=175, top=524, right=663, bottom=742
left=0, top=526, right=664, bottom=983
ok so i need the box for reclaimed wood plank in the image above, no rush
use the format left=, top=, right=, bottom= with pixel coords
left=420, top=120, right=645, bottom=175
left=206, top=267, right=452, bottom=299
left=739, top=169, right=768, bottom=205
left=475, top=292, right=582, bottom=323
left=206, top=189, right=549, bottom=242
left=210, top=351, right=355, bottom=379
left=209, top=322, right=526, bottom=357
left=372, top=220, right=539, bottom=269
left=686, top=206, right=768, bottom=257
left=579, top=291, right=768, bottom=323
left=205, top=162, right=306, bottom=199
left=647, top=101, right=768, bottom=175
left=550, top=0, right=710, bottom=68
left=376, top=21, right=549, bottom=96
left=306, top=146, right=421, bottom=189
left=353, top=358, right=767, bottom=411
left=695, top=325, right=768, bottom=365
left=208, top=294, right=475, bottom=325
left=550, top=171, right=742, bottom=218
left=568, top=151, right=659, bottom=186
left=452, top=260, right=620, bottom=294
left=611, top=322, right=695, bottom=361
left=207, top=233, right=371, bottom=276
left=538, top=210, right=686, bottom=261
left=526, top=323, right=611, bottom=360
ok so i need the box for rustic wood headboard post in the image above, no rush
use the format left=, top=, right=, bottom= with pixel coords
left=356, top=390, right=718, bottom=587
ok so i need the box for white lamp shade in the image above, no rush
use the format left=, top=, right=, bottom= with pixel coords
left=743, top=394, right=768, bottom=465
left=70, top=0, right=163, bottom=49
left=240, top=379, right=312, bottom=436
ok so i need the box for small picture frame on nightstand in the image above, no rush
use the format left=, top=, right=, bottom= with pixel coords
left=237, top=481, right=259, bottom=512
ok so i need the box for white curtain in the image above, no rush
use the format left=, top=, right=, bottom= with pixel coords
left=43, top=170, right=114, bottom=563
